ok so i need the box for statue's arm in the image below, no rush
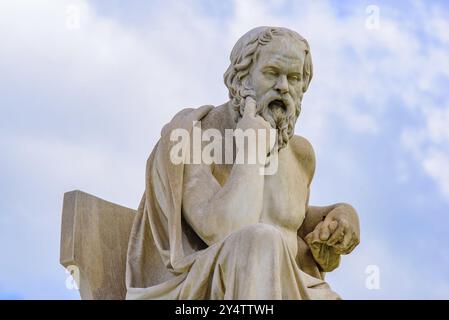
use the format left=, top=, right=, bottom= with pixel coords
left=298, top=204, right=340, bottom=239
left=299, top=203, right=360, bottom=272
left=182, top=161, right=265, bottom=246
left=307, top=203, right=360, bottom=251
left=182, top=99, right=272, bottom=246
left=293, top=135, right=360, bottom=271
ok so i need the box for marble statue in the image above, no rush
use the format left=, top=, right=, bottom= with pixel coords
left=125, top=26, right=360, bottom=299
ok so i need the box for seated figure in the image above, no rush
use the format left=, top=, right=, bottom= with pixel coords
left=125, top=26, right=360, bottom=300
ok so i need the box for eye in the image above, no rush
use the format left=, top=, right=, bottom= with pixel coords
left=288, top=74, right=301, bottom=82
left=263, top=68, right=278, bottom=77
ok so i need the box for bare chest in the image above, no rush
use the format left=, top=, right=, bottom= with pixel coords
left=212, top=148, right=309, bottom=231
left=261, top=150, right=309, bottom=231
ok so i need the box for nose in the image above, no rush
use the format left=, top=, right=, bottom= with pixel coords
left=274, top=75, right=289, bottom=94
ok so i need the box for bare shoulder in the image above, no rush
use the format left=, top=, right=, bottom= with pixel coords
left=289, top=135, right=316, bottom=185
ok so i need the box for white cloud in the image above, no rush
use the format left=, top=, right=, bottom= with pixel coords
left=402, top=106, right=449, bottom=203
left=423, top=150, right=449, bottom=200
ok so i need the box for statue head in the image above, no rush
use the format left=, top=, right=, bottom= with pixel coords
left=224, top=26, right=313, bottom=149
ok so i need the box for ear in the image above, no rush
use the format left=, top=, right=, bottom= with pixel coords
left=302, top=50, right=313, bottom=93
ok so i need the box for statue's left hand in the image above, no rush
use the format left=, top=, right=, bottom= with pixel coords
left=305, top=222, right=341, bottom=272
left=317, top=204, right=360, bottom=255
left=305, top=204, right=359, bottom=271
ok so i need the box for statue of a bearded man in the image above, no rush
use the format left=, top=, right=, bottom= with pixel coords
left=125, top=26, right=360, bottom=300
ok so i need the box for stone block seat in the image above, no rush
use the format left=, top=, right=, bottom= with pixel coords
left=60, top=190, right=136, bottom=299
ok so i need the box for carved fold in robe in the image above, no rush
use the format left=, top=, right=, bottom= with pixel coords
left=125, top=105, right=340, bottom=300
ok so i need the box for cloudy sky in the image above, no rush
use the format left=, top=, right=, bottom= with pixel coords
left=1, top=0, right=448, bottom=299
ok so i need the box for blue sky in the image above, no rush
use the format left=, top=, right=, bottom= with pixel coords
left=1, top=0, right=448, bottom=299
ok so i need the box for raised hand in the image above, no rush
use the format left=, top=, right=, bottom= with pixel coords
left=236, top=97, right=277, bottom=157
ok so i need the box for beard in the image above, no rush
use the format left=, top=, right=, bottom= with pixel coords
left=256, top=91, right=301, bottom=150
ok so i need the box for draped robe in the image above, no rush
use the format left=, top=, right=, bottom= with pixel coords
left=125, top=105, right=340, bottom=299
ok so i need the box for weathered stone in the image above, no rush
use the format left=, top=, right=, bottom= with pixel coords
left=60, top=190, right=135, bottom=299
left=60, top=26, right=360, bottom=300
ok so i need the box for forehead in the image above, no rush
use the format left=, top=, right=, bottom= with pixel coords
left=256, top=36, right=306, bottom=69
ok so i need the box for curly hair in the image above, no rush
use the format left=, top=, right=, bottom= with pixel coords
left=223, top=26, right=313, bottom=119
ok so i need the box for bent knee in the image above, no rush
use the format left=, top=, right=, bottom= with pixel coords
left=218, top=223, right=287, bottom=266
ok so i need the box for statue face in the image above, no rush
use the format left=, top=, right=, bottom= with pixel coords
left=249, top=36, right=307, bottom=132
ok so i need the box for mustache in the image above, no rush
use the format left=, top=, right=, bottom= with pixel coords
left=257, top=92, right=294, bottom=114
left=255, top=91, right=299, bottom=150
left=257, top=92, right=295, bottom=125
